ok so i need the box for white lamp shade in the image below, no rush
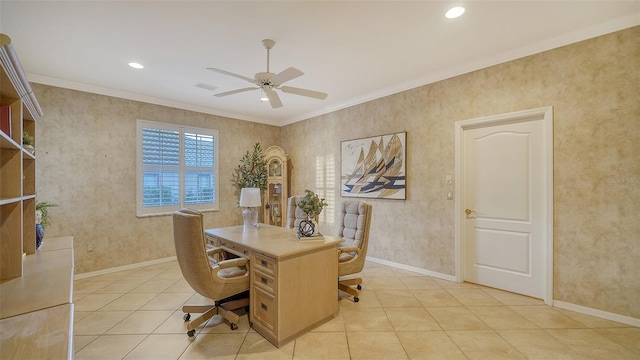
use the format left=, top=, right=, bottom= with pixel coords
left=239, top=188, right=262, bottom=207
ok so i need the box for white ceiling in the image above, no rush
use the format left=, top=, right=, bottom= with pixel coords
left=1, top=1, right=638, bottom=126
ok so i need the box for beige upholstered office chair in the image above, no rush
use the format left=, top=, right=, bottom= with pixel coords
left=285, top=195, right=307, bottom=229
left=337, top=200, right=372, bottom=302
left=172, top=208, right=250, bottom=337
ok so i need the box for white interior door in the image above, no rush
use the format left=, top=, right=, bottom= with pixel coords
left=459, top=108, right=552, bottom=300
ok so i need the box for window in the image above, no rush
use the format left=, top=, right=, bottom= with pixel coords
left=136, top=120, right=219, bottom=216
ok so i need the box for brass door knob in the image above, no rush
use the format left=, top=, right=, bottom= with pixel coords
left=465, top=209, right=476, bottom=215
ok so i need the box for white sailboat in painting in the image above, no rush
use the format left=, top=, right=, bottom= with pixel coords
left=342, top=132, right=405, bottom=199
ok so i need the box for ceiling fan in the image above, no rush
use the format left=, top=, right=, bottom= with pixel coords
left=207, top=39, right=328, bottom=109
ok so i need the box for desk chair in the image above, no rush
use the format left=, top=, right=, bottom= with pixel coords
left=285, top=195, right=307, bottom=229
left=337, top=200, right=372, bottom=302
left=172, top=208, right=250, bottom=337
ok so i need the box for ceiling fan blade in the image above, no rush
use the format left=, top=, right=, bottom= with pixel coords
left=280, top=86, right=328, bottom=100
left=207, top=68, right=255, bottom=83
left=214, top=87, right=259, bottom=97
left=271, top=67, right=304, bottom=85
left=264, top=87, right=283, bottom=108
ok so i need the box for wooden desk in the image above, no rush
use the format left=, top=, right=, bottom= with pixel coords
left=205, top=225, right=341, bottom=347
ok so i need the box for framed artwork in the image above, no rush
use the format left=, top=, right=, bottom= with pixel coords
left=341, top=131, right=406, bottom=200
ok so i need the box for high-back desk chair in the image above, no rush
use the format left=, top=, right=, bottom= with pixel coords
left=337, top=200, right=372, bottom=302
left=285, top=195, right=306, bottom=229
left=172, top=208, right=250, bottom=337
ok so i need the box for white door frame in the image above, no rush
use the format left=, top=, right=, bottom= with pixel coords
left=454, top=106, right=554, bottom=305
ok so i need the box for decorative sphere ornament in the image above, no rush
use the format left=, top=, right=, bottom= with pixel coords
left=298, top=220, right=315, bottom=237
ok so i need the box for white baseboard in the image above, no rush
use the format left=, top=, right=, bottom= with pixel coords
left=365, top=256, right=457, bottom=282
left=74, top=256, right=177, bottom=280
left=553, top=300, right=640, bottom=328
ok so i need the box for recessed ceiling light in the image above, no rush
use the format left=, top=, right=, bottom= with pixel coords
left=445, top=6, right=465, bottom=19
left=128, top=62, right=144, bottom=69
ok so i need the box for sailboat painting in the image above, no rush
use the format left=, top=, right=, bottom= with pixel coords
left=341, top=132, right=406, bottom=199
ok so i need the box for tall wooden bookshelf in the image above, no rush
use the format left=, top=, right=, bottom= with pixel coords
left=0, top=33, right=43, bottom=280
left=0, top=34, right=75, bottom=359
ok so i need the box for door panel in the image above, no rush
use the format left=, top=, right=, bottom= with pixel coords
left=475, top=229, right=530, bottom=274
left=463, top=119, right=545, bottom=299
left=475, top=132, right=530, bottom=221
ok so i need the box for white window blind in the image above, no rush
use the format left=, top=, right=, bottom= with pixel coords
left=136, top=120, right=219, bottom=216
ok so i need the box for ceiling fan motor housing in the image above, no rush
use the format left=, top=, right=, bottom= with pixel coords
left=254, top=72, right=274, bottom=86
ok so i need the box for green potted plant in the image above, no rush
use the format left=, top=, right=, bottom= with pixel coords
left=35, top=201, right=57, bottom=249
left=22, top=131, right=35, bottom=154
left=297, top=189, right=328, bottom=237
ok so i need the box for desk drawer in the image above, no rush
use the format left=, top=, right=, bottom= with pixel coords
left=252, top=287, right=276, bottom=332
left=220, top=242, right=250, bottom=258
left=253, top=253, right=276, bottom=276
left=205, top=234, right=220, bottom=246
left=253, top=269, right=276, bottom=294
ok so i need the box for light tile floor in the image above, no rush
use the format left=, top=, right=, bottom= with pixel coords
left=73, top=261, right=640, bottom=360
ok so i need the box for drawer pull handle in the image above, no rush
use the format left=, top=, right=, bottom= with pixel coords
left=261, top=260, right=267, bottom=267
left=261, top=303, right=268, bottom=311
left=261, top=277, right=268, bottom=284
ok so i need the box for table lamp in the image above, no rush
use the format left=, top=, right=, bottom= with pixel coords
left=239, top=187, right=261, bottom=227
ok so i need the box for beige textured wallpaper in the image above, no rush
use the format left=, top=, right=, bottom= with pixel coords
left=34, top=87, right=280, bottom=274
left=281, top=27, right=639, bottom=318
left=34, top=27, right=638, bottom=319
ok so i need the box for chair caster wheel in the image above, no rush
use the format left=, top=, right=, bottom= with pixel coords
left=230, top=323, right=238, bottom=330
left=354, top=296, right=359, bottom=302
left=187, top=330, right=196, bottom=337
left=183, top=313, right=191, bottom=321
left=357, top=284, right=362, bottom=290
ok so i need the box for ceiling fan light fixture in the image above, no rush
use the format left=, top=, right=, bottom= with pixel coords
left=445, top=6, right=465, bottom=19
left=260, top=88, right=269, bottom=102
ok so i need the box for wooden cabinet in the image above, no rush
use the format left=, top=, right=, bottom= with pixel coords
left=263, top=146, right=288, bottom=227
left=250, top=244, right=338, bottom=347
left=251, top=252, right=278, bottom=337
left=0, top=33, right=43, bottom=280
left=0, top=236, right=75, bottom=360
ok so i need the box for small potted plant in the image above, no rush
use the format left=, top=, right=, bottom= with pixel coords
left=22, top=131, right=35, bottom=154
left=35, top=201, right=57, bottom=249
left=297, top=189, right=328, bottom=237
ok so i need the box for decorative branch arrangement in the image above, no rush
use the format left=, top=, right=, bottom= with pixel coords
left=233, top=143, right=268, bottom=191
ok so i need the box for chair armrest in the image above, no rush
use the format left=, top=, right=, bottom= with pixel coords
left=339, top=246, right=361, bottom=255
left=218, top=257, right=248, bottom=269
